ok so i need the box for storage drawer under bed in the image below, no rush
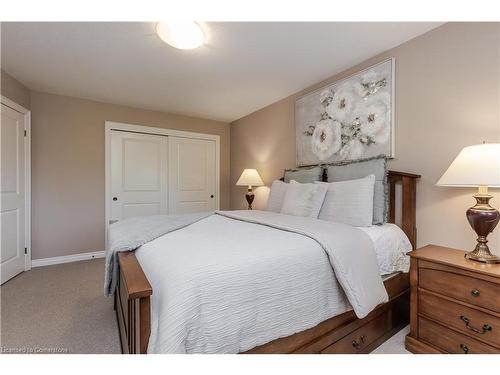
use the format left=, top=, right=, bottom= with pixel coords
left=321, top=310, right=391, bottom=354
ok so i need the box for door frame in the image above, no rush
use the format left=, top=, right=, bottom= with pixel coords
left=1, top=95, right=32, bottom=271
left=104, top=121, right=220, bottom=247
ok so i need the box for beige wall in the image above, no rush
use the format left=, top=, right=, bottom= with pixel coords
left=30, top=91, right=230, bottom=260
left=231, top=22, right=500, bottom=254
left=1, top=69, right=31, bottom=109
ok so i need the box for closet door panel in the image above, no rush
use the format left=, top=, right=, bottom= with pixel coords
left=168, top=137, right=216, bottom=214
left=110, top=131, right=168, bottom=221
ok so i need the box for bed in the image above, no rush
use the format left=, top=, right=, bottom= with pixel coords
left=112, top=169, right=420, bottom=354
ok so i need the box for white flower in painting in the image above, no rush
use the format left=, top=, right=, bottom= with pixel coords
left=357, top=93, right=391, bottom=143
left=311, top=119, right=341, bottom=160
left=355, top=71, right=376, bottom=96
left=340, top=138, right=364, bottom=160
left=327, top=84, right=356, bottom=122
left=357, top=70, right=386, bottom=98
left=342, top=120, right=358, bottom=139
left=361, top=70, right=380, bottom=85
left=319, top=88, right=334, bottom=107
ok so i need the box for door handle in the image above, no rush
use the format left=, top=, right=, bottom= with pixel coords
left=210, top=194, right=214, bottom=198
left=113, top=197, right=118, bottom=201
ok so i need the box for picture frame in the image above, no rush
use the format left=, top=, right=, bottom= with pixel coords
left=295, top=58, right=395, bottom=166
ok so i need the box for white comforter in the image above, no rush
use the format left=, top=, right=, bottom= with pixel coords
left=135, top=210, right=388, bottom=353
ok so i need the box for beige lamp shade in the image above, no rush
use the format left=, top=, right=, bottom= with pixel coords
left=436, top=143, right=500, bottom=188
left=236, top=169, right=264, bottom=187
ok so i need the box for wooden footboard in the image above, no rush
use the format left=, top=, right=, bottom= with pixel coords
left=115, top=252, right=152, bottom=354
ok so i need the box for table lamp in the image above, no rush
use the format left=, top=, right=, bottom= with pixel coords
left=437, top=143, right=500, bottom=263
left=236, top=169, right=264, bottom=210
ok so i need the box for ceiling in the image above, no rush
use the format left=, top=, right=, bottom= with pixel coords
left=1, top=22, right=442, bottom=122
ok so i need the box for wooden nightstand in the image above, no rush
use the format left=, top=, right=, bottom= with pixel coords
left=405, top=245, right=500, bottom=354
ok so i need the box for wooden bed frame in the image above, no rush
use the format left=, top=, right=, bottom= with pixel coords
left=114, top=170, right=420, bottom=354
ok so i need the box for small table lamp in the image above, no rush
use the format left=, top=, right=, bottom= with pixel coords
left=437, top=143, right=500, bottom=263
left=236, top=169, right=264, bottom=210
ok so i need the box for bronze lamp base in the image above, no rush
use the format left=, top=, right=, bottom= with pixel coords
left=245, top=187, right=255, bottom=210
left=465, top=193, right=500, bottom=264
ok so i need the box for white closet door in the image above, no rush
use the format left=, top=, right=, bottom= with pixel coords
left=110, top=131, right=168, bottom=221
left=168, top=136, right=216, bottom=214
left=1, top=104, right=26, bottom=284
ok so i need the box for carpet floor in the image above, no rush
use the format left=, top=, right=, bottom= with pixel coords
left=1, top=258, right=409, bottom=354
left=1, top=258, right=121, bottom=354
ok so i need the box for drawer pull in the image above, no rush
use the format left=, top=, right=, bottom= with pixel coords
left=460, top=315, right=493, bottom=334
left=460, top=344, right=469, bottom=354
left=352, top=335, right=365, bottom=348
left=471, top=289, right=480, bottom=297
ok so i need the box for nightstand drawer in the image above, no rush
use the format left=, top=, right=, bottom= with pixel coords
left=419, top=267, right=500, bottom=313
left=419, top=289, right=500, bottom=347
left=419, top=317, right=499, bottom=354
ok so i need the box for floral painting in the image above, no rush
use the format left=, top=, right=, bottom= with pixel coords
left=295, top=59, right=394, bottom=166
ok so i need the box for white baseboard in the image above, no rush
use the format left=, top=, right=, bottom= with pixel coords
left=31, top=251, right=105, bottom=268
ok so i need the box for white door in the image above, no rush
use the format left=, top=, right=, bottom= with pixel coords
left=110, top=131, right=168, bottom=221
left=168, top=136, right=216, bottom=214
left=1, top=104, right=26, bottom=284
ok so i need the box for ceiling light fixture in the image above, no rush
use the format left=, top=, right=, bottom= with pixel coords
left=156, top=21, right=205, bottom=50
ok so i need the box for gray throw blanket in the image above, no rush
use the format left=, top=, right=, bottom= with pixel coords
left=104, top=212, right=212, bottom=296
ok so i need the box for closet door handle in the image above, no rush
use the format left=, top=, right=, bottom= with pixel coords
left=113, top=197, right=118, bottom=201
left=210, top=195, right=214, bottom=198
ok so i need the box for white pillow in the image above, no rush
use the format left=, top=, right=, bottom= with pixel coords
left=266, top=180, right=288, bottom=212
left=316, top=175, right=375, bottom=227
left=280, top=180, right=328, bottom=218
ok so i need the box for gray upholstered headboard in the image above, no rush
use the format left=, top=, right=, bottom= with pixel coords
left=281, top=166, right=328, bottom=183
